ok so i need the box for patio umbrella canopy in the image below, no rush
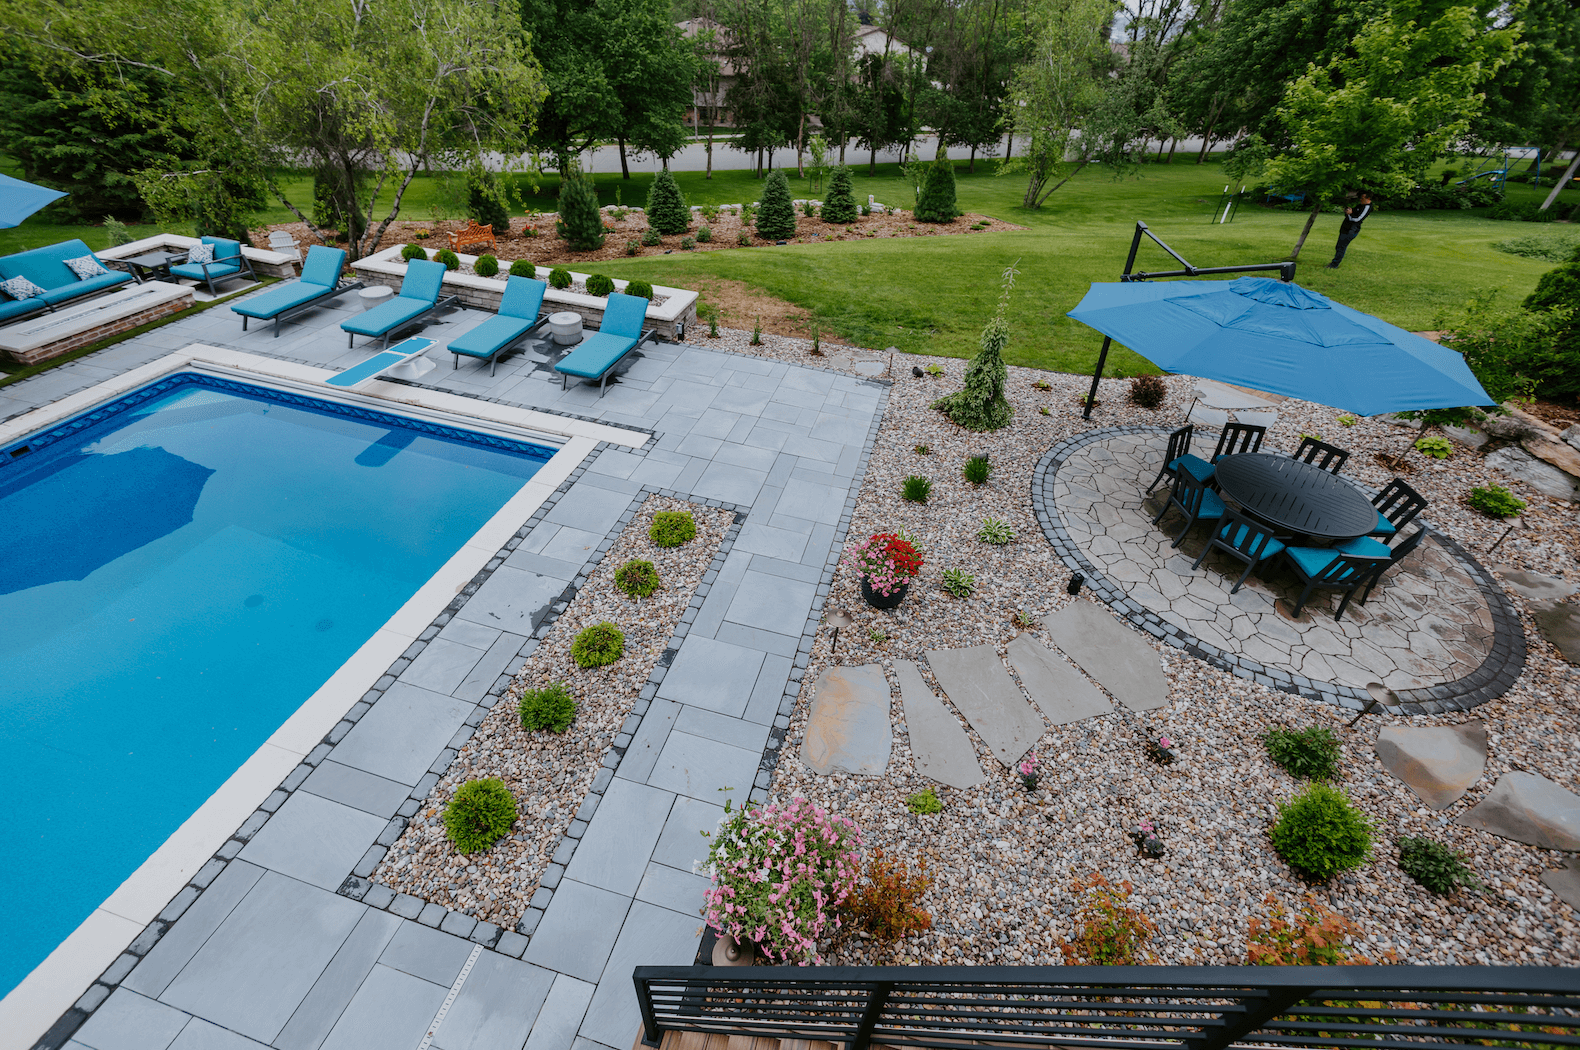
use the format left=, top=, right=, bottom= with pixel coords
left=0, top=172, right=67, bottom=229
left=1067, top=276, right=1494, bottom=416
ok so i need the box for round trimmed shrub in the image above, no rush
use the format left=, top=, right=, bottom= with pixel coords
left=625, top=279, right=655, bottom=300
left=645, top=169, right=691, bottom=235
left=519, top=680, right=577, bottom=733
left=548, top=267, right=572, bottom=290
left=400, top=243, right=428, bottom=262
left=615, top=559, right=662, bottom=598
left=680, top=236, right=696, bottom=251
left=572, top=621, right=625, bottom=668
left=443, top=778, right=518, bottom=854
left=509, top=259, right=539, bottom=279
left=650, top=510, right=697, bottom=547
left=435, top=248, right=461, bottom=271
left=696, top=225, right=712, bottom=243
left=586, top=273, right=615, bottom=297
left=641, top=227, right=661, bottom=247
left=473, top=254, right=499, bottom=277
left=1270, top=782, right=1374, bottom=881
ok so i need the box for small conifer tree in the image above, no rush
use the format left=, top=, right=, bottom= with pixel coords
left=915, top=160, right=959, bottom=223
left=821, top=165, right=858, bottom=223
left=555, top=168, right=605, bottom=251
left=755, top=169, right=798, bottom=240
left=646, top=169, right=691, bottom=235
left=933, top=262, right=1018, bottom=430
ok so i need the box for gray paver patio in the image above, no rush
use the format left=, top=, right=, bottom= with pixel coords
left=1041, top=600, right=1170, bottom=712
left=893, top=660, right=985, bottom=789
left=1004, top=634, right=1113, bottom=725
left=801, top=664, right=894, bottom=776
left=924, top=646, right=1045, bottom=767
left=12, top=289, right=886, bottom=1050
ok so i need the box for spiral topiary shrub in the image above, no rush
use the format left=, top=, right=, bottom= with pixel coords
left=473, top=254, right=499, bottom=277
left=519, top=680, right=577, bottom=733
left=646, top=168, right=691, bottom=234
left=1270, top=782, right=1374, bottom=881
left=444, top=778, right=518, bottom=854
left=755, top=170, right=798, bottom=240
left=615, top=558, right=662, bottom=598
left=586, top=273, right=615, bottom=297
left=401, top=243, right=429, bottom=262
left=548, top=267, right=572, bottom=290
left=625, top=279, right=655, bottom=300
left=509, top=259, right=539, bottom=278
left=572, top=621, right=625, bottom=668
left=435, top=248, right=460, bottom=271
left=650, top=510, right=696, bottom=547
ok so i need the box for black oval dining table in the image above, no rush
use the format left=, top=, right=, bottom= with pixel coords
left=1212, top=453, right=1378, bottom=540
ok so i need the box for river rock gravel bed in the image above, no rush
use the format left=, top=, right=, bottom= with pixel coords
left=371, top=494, right=733, bottom=928
left=716, top=332, right=1580, bottom=966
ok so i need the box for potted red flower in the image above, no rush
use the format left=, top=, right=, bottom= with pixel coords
left=843, top=530, right=923, bottom=609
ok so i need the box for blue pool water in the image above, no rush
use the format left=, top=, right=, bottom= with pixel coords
left=0, top=373, right=552, bottom=995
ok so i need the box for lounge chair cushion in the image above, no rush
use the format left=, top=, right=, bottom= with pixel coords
left=341, top=295, right=433, bottom=337
left=233, top=280, right=336, bottom=319
left=1171, top=453, right=1215, bottom=482
left=1335, top=535, right=1392, bottom=560
left=498, top=274, right=547, bottom=320
left=400, top=259, right=447, bottom=302
left=599, top=292, right=649, bottom=339
left=169, top=260, right=243, bottom=282
left=299, top=245, right=348, bottom=287
left=556, top=331, right=638, bottom=379
left=450, top=315, right=538, bottom=359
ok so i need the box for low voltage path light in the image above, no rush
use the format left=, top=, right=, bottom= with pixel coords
left=826, top=607, right=854, bottom=655
left=1347, top=681, right=1403, bottom=729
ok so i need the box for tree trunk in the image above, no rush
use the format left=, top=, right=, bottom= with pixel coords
left=839, top=138, right=845, bottom=164
left=1166, top=138, right=1178, bottom=163
left=1540, top=150, right=1580, bottom=210
left=969, top=145, right=976, bottom=173
left=1005, top=130, right=1013, bottom=159
left=1196, top=125, right=1216, bottom=163
left=706, top=116, right=714, bottom=180
left=869, top=145, right=877, bottom=176
left=1033, top=158, right=1091, bottom=207
left=618, top=136, right=630, bottom=179
left=757, top=147, right=763, bottom=178
left=1289, top=198, right=1323, bottom=261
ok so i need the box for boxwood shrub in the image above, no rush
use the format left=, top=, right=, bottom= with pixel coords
left=435, top=248, right=460, bottom=271
left=519, top=680, right=577, bottom=733
left=473, top=253, right=499, bottom=277
left=509, top=259, right=539, bottom=278
left=572, top=621, right=625, bottom=668
left=548, top=267, right=572, bottom=289
left=650, top=510, right=696, bottom=547
left=1270, top=782, right=1374, bottom=880
left=443, top=778, right=518, bottom=854
left=400, top=243, right=428, bottom=262
left=615, top=559, right=662, bottom=598
left=586, top=273, right=615, bottom=296
left=625, top=279, right=655, bottom=300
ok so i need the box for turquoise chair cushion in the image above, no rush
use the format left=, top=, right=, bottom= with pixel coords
left=1369, top=510, right=1397, bottom=537
left=498, top=274, right=547, bottom=320
left=39, top=272, right=131, bottom=304
left=556, top=331, right=638, bottom=379
left=400, top=259, right=447, bottom=303
left=1213, top=522, right=1285, bottom=560
left=233, top=280, right=336, bottom=319
left=1172, top=453, right=1215, bottom=482
left=1336, top=535, right=1392, bottom=560
left=200, top=236, right=242, bottom=261
left=0, top=296, right=45, bottom=321
left=299, top=245, right=347, bottom=287
left=0, top=239, right=101, bottom=291
left=1190, top=488, right=1226, bottom=519
left=169, top=260, right=242, bottom=281
left=449, top=315, right=537, bottom=359
left=1287, top=547, right=1373, bottom=581
left=599, top=291, right=648, bottom=339
left=341, top=295, right=432, bottom=337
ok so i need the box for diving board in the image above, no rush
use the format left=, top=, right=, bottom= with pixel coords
left=326, top=337, right=437, bottom=389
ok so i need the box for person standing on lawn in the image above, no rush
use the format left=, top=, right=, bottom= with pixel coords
left=1326, top=192, right=1373, bottom=269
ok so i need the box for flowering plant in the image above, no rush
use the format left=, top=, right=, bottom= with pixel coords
left=1018, top=752, right=1040, bottom=790
left=1145, top=735, right=1177, bottom=765
left=1130, top=818, right=1165, bottom=857
left=842, top=531, right=923, bottom=597
left=700, top=797, right=863, bottom=965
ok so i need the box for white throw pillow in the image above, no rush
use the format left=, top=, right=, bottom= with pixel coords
left=0, top=275, right=46, bottom=300
left=64, top=255, right=109, bottom=280
left=186, top=242, right=215, bottom=265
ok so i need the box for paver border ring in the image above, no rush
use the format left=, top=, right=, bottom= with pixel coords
left=1030, top=426, right=1526, bottom=713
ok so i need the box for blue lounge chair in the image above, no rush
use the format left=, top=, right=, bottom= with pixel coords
left=553, top=291, right=655, bottom=396
left=339, top=259, right=458, bottom=349
left=232, top=246, right=362, bottom=337
left=447, top=276, right=549, bottom=375
left=168, top=236, right=257, bottom=296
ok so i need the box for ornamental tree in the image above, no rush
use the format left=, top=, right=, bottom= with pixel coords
left=933, top=263, right=1017, bottom=431
left=754, top=169, right=797, bottom=240
left=645, top=168, right=690, bottom=234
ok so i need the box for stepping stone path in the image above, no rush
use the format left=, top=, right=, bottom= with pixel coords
left=1005, top=633, right=1113, bottom=725
left=925, top=645, right=1046, bottom=767
left=1530, top=600, right=1580, bottom=664
left=1494, top=565, right=1579, bottom=602
left=1042, top=600, right=1169, bottom=711
left=893, top=660, right=986, bottom=789
left=1375, top=722, right=1486, bottom=810
left=1456, top=772, right=1580, bottom=850
left=1542, top=859, right=1580, bottom=912
left=801, top=664, right=892, bottom=776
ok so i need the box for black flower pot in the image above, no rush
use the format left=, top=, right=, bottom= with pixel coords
left=861, top=578, right=909, bottom=610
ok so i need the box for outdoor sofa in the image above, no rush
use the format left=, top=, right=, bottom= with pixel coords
left=0, top=238, right=133, bottom=324
left=168, top=236, right=257, bottom=296
left=447, top=275, right=550, bottom=375
left=553, top=291, right=655, bottom=396
left=340, top=259, right=458, bottom=349
left=232, top=245, right=361, bottom=337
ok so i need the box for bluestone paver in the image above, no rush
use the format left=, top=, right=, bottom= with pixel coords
left=1376, top=722, right=1487, bottom=810
left=124, top=861, right=265, bottom=998
left=379, top=918, right=477, bottom=987
left=166, top=1018, right=270, bottom=1050
left=523, top=879, right=631, bottom=983
left=431, top=953, right=556, bottom=1050
left=399, top=639, right=487, bottom=695
left=71, top=988, right=191, bottom=1050
left=543, top=483, right=639, bottom=536
left=893, top=660, right=984, bottom=789
left=743, top=653, right=794, bottom=726
left=646, top=730, right=758, bottom=806
left=524, top=975, right=597, bottom=1050
left=656, top=637, right=765, bottom=718
left=301, top=760, right=415, bottom=818
left=455, top=566, right=565, bottom=636
left=924, top=646, right=1045, bottom=768
left=673, top=706, right=772, bottom=753
left=318, top=964, right=447, bottom=1050
left=724, top=571, right=818, bottom=637
left=650, top=796, right=726, bottom=873
left=1041, top=600, right=1170, bottom=712
left=564, top=777, right=676, bottom=896
left=576, top=901, right=703, bottom=1049
left=237, top=791, right=386, bottom=891
left=330, top=681, right=474, bottom=785
left=1004, top=634, right=1113, bottom=726
left=801, top=664, right=893, bottom=776
left=619, top=698, right=680, bottom=783
left=1457, top=772, right=1580, bottom=849
left=634, top=861, right=711, bottom=916
left=735, top=521, right=810, bottom=562
left=273, top=909, right=402, bottom=1050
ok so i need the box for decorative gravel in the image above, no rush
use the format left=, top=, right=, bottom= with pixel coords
left=708, top=333, right=1580, bottom=967
left=372, top=494, right=733, bottom=927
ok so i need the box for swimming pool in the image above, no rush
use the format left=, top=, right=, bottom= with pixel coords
left=0, top=372, right=554, bottom=996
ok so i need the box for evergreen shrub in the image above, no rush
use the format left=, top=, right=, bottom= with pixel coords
left=1270, top=782, right=1374, bottom=880
left=556, top=169, right=606, bottom=250
left=641, top=227, right=661, bottom=247
left=444, top=778, right=517, bottom=854
left=509, top=260, right=538, bottom=278
left=401, top=243, right=428, bottom=262
left=755, top=170, right=798, bottom=240
left=625, top=279, right=655, bottom=300
left=571, top=621, right=625, bottom=668
left=473, top=254, right=499, bottom=277
left=1398, top=836, right=1481, bottom=895
left=586, top=273, right=615, bottom=297
left=645, top=169, right=691, bottom=234
left=821, top=165, right=857, bottom=224
left=615, top=559, right=662, bottom=598
left=435, top=248, right=460, bottom=270
left=519, top=681, right=576, bottom=733
left=650, top=510, right=696, bottom=547
left=548, top=266, right=572, bottom=289
left=1264, top=726, right=1342, bottom=780
left=915, top=160, right=959, bottom=223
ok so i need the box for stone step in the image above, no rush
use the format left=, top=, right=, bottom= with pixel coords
left=1542, top=859, right=1580, bottom=912
left=924, top=645, right=1045, bottom=767
left=1375, top=722, right=1486, bottom=810
left=1005, top=633, right=1113, bottom=726
left=800, top=664, right=892, bottom=776
left=1041, top=600, right=1169, bottom=712
left=1456, top=772, right=1580, bottom=850
left=893, top=660, right=986, bottom=789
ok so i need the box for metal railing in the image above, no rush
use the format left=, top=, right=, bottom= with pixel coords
left=634, top=965, right=1580, bottom=1050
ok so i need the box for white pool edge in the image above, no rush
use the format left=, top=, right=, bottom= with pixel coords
left=0, top=346, right=644, bottom=1048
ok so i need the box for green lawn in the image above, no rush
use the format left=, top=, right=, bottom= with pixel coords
left=1, top=156, right=1573, bottom=376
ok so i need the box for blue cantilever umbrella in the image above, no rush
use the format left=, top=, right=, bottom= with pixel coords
left=0, top=172, right=67, bottom=229
left=1067, top=276, right=1493, bottom=416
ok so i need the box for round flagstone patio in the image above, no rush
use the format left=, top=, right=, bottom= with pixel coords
left=1032, top=427, right=1526, bottom=712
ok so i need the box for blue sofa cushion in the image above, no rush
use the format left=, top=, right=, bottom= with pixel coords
left=39, top=271, right=131, bottom=305
left=450, top=315, right=537, bottom=359
left=341, top=296, right=433, bottom=337
left=200, top=236, right=242, bottom=261
left=0, top=238, right=99, bottom=291
left=555, top=331, right=638, bottom=379
left=169, top=260, right=242, bottom=282
left=0, top=296, right=45, bottom=322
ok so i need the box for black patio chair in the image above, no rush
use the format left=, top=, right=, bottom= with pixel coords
left=1153, top=467, right=1225, bottom=548
left=1281, top=545, right=1391, bottom=621
left=1209, top=421, right=1266, bottom=462
left=1145, top=424, right=1216, bottom=494
left=1335, top=526, right=1428, bottom=604
left=1191, top=507, right=1288, bottom=594
left=1292, top=436, right=1351, bottom=475
left=1369, top=478, right=1427, bottom=538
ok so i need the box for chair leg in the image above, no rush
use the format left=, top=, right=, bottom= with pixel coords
left=1229, top=558, right=1258, bottom=594
left=347, top=333, right=354, bottom=348
left=1334, top=586, right=1358, bottom=622
left=1171, top=512, right=1196, bottom=548
left=1291, top=583, right=1316, bottom=618
left=1151, top=500, right=1171, bottom=526
left=1191, top=540, right=1215, bottom=571
left=490, top=353, right=498, bottom=377
left=1145, top=465, right=1169, bottom=495
left=242, top=316, right=248, bottom=332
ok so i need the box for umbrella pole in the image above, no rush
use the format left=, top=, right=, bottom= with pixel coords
left=1083, top=336, right=1112, bottom=421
